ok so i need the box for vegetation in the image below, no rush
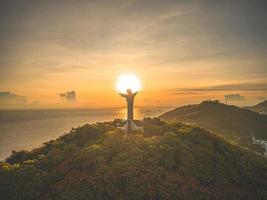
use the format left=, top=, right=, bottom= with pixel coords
left=160, top=100, right=267, bottom=154
left=244, top=100, right=267, bottom=114
left=0, top=118, right=267, bottom=200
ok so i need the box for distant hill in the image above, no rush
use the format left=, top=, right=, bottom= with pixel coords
left=244, top=100, right=267, bottom=114
left=0, top=119, right=266, bottom=199
left=160, top=101, right=267, bottom=154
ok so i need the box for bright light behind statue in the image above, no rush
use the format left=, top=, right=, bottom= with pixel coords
left=116, top=74, right=142, bottom=133
left=116, top=74, right=141, bottom=94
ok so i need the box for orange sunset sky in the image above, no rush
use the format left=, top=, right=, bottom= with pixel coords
left=0, top=0, right=267, bottom=109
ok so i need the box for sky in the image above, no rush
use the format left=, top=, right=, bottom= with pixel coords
left=0, top=0, right=267, bottom=109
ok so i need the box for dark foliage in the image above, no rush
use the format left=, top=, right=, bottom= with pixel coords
left=160, top=100, right=267, bottom=154
left=0, top=119, right=266, bottom=200
left=244, top=100, right=267, bottom=114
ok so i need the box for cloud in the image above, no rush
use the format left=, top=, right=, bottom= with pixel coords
left=256, top=96, right=266, bottom=101
left=0, top=0, right=267, bottom=109
left=224, top=94, right=246, bottom=101
left=30, top=101, right=40, bottom=106
left=171, top=92, right=205, bottom=95
left=0, top=91, right=27, bottom=106
left=58, top=90, right=76, bottom=103
left=172, top=82, right=267, bottom=93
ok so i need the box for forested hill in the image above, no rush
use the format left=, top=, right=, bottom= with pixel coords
left=244, top=100, right=267, bottom=114
left=160, top=100, right=267, bottom=154
left=0, top=118, right=266, bottom=200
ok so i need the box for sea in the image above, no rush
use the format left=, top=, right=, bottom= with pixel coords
left=0, top=108, right=172, bottom=160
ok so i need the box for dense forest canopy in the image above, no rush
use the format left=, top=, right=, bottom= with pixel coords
left=1, top=118, right=266, bottom=200
left=160, top=100, right=267, bottom=154
left=244, top=100, right=267, bottom=114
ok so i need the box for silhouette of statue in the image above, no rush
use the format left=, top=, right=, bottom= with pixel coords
left=119, top=89, right=138, bottom=133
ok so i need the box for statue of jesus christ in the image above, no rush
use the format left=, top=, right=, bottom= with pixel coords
left=119, top=89, right=138, bottom=132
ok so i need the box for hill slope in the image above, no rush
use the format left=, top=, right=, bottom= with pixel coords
left=244, top=100, right=267, bottom=114
left=0, top=119, right=266, bottom=200
left=160, top=101, right=267, bottom=154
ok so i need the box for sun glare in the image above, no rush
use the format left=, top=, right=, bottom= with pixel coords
left=116, top=74, right=141, bottom=94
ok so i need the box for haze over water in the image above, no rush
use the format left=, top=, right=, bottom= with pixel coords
left=0, top=107, right=171, bottom=160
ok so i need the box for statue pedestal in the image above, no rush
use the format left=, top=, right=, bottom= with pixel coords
left=120, top=119, right=143, bottom=133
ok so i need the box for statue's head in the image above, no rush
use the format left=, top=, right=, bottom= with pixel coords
left=126, top=89, right=132, bottom=94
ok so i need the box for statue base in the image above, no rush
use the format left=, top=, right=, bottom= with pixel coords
left=120, top=119, right=143, bottom=133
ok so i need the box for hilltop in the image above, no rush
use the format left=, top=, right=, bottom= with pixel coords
left=244, top=100, right=267, bottom=114
left=160, top=100, right=267, bottom=154
left=0, top=118, right=266, bottom=200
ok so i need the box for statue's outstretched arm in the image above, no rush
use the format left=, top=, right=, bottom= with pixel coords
left=133, top=92, right=138, bottom=97
left=119, top=93, right=127, bottom=98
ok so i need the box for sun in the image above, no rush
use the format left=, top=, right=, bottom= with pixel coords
left=116, top=74, right=141, bottom=94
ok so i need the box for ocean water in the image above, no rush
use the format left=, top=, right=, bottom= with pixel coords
left=0, top=108, right=172, bottom=160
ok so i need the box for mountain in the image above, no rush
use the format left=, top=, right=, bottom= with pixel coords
left=0, top=119, right=267, bottom=200
left=244, top=100, right=267, bottom=114
left=160, top=100, right=267, bottom=154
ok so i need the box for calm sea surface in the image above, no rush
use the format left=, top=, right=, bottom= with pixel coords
left=0, top=108, right=172, bottom=160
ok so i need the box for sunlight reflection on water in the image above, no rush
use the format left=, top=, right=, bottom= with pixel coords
left=0, top=108, right=172, bottom=160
